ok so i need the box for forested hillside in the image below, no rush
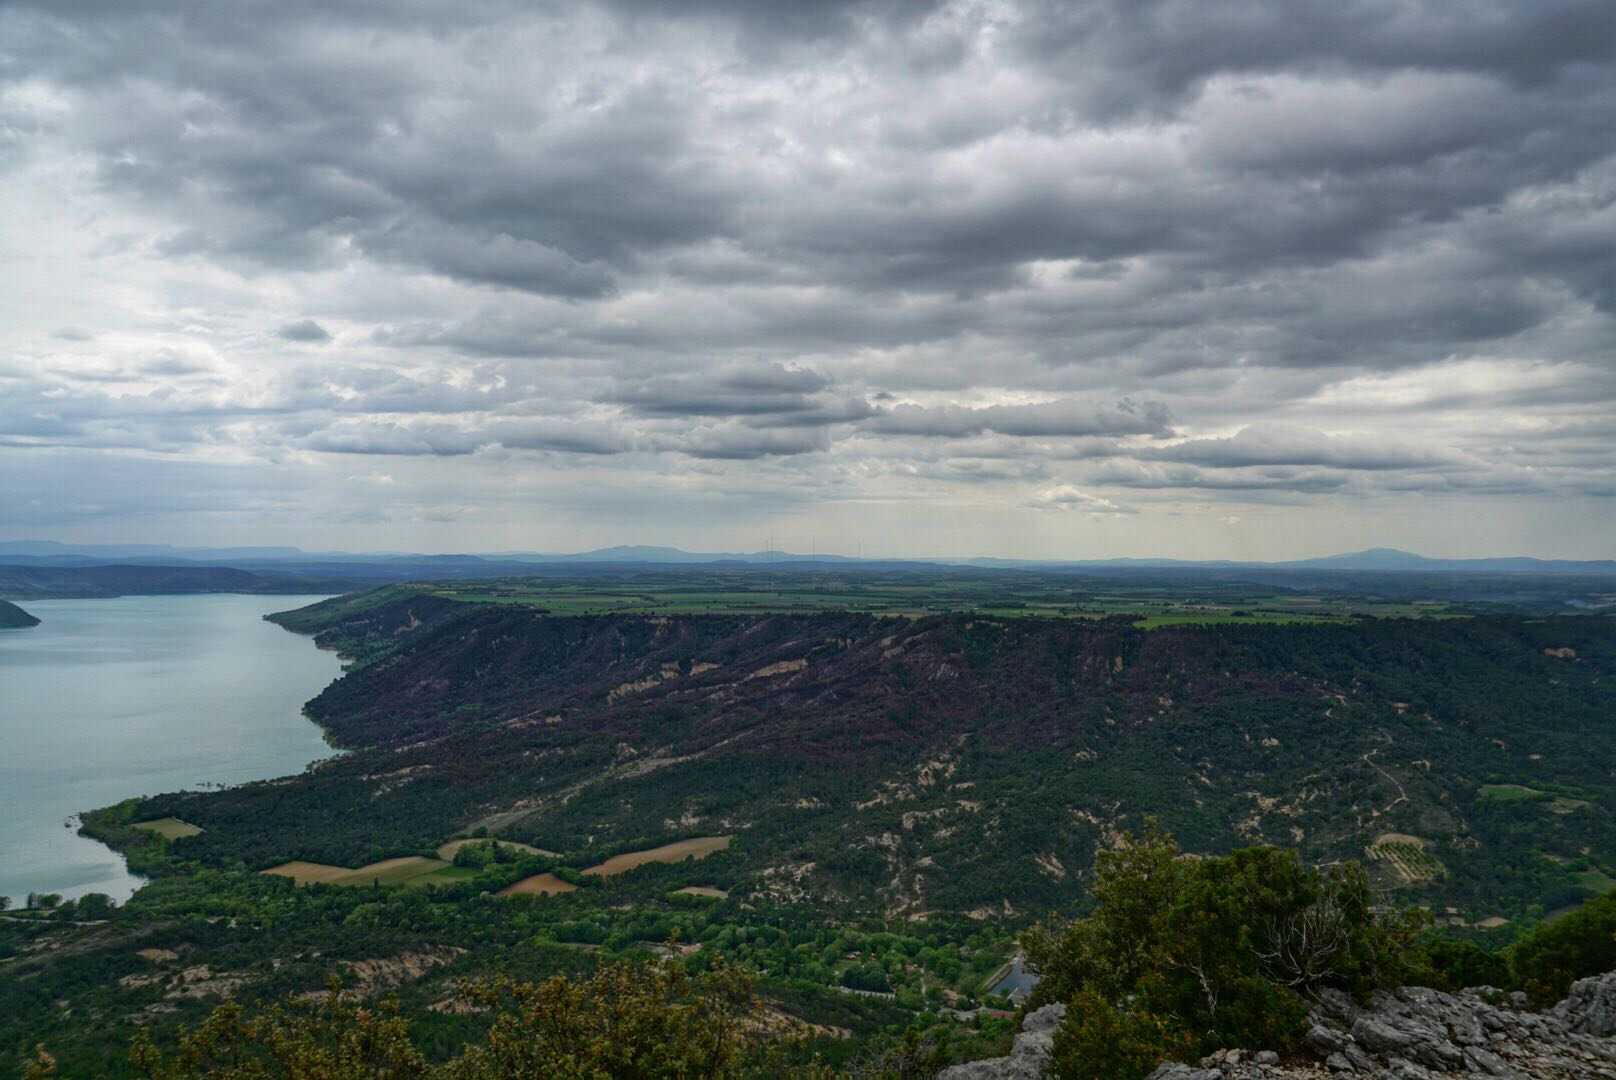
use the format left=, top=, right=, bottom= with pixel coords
left=121, top=592, right=1616, bottom=921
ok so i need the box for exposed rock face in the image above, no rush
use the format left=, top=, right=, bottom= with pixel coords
left=1554, top=971, right=1616, bottom=1037
left=935, top=972, right=1616, bottom=1079
left=938, top=1003, right=1065, bottom=1079
left=1286, top=974, right=1616, bottom=1079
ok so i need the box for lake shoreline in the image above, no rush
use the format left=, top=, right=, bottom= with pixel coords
left=0, top=594, right=341, bottom=907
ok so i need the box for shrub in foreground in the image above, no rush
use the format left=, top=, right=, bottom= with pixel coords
left=48, top=951, right=824, bottom=1080
left=1024, top=826, right=1425, bottom=1080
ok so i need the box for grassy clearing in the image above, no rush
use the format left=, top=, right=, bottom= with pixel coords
left=498, top=872, right=578, bottom=896
left=403, top=865, right=483, bottom=889
left=435, top=838, right=558, bottom=860
left=582, top=836, right=733, bottom=878
left=1578, top=868, right=1616, bottom=894
left=1479, top=783, right=1550, bottom=803
left=671, top=886, right=729, bottom=899
left=129, top=817, right=202, bottom=840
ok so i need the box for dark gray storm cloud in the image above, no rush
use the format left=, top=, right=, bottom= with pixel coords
left=0, top=0, right=1611, bottom=554
left=277, top=320, right=331, bottom=343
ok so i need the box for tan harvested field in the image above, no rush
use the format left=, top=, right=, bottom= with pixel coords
left=131, top=817, right=202, bottom=840
left=261, top=856, right=450, bottom=887
left=262, top=861, right=355, bottom=885
left=583, top=835, right=733, bottom=878
left=672, top=886, right=729, bottom=898
left=436, top=838, right=558, bottom=861
left=499, top=872, right=578, bottom=896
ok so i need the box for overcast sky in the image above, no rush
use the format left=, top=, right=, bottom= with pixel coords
left=2, top=1, right=1612, bottom=559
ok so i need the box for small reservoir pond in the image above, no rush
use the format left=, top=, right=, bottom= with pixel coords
left=0, top=594, right=340, bottom=906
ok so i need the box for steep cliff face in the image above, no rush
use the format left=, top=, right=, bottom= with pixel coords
left=941, top=971, right=1616, bottom=1079
left=137, top=595, right=1616, bottom=913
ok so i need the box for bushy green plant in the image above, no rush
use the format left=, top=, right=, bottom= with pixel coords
left=125, top=953, right=819, bottom=1079
left=1049, top=991, right=1195, bottom=1080
left=1411, top=937, right=1512, bottom=992
left=1510, top=889, right=1616, bottom=1004
left=1027, top=826, right=1424, bottom=1078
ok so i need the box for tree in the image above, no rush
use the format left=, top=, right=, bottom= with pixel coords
left=130, top=979, right=426, bottom=1078
left=443, top=954, right=760, bottom=1078
left=1509, top=889, right=1616, bottom=1004
left=1050, top=991, right=1195, bottom=1080
left=126, top=950, right=814, bottom=1078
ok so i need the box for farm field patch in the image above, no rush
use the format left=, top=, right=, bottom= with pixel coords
left=582, top=836, right=733, bottom=878
left=422, top=571, right=1483, bottom=627
left=129, top=817, right=202, bottom=840
left=498, top=872, right=578, bottom=896
left=1367, top=834, right=1444, bottom=884
left=261, top=856, right=450, bottom=887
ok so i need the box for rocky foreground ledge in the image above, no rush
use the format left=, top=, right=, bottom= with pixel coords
left=939, top=971, right=1616, bottom=1080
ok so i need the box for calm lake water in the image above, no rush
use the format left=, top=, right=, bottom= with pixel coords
left=0, top=594, right=341, bottom=907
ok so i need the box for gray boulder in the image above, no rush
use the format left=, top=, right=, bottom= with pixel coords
left=1145, top=1065, right=1220, bottom=1080
left=937, top=1004, right=1065, bottom=1079
left=1553, top=971, right=1616, bottom=1036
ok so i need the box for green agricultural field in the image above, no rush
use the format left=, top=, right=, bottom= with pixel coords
left=1132, top=612, right=1347, bottom=629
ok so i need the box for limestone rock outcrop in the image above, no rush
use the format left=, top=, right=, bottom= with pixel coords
left=936, top=972, right=1616, bottom=1080
left=937, top=1003, right=1066, bottom=1079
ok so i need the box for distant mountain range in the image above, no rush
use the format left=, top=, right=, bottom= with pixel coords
left=0, top=540, right=1611, bottom=575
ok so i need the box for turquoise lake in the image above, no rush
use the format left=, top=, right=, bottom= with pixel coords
left=0, top=594, right=341, bottom=906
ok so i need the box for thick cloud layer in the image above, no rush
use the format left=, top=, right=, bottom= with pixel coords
left=0, top=0, right=1610, bottom=556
